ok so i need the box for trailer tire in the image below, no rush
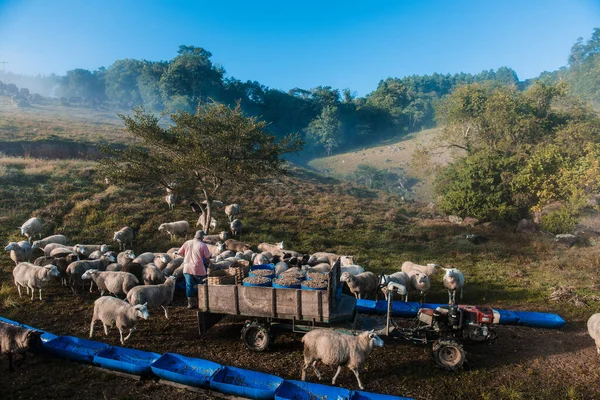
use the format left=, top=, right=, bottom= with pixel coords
left=432, top=338, right=465, bottom=371
left=241, top=321, right=271, bottom=352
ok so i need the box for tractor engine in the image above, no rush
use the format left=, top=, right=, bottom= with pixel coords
left=417, top=305, right=496, bottom=342
left=458, top=305, right=496, bottom=342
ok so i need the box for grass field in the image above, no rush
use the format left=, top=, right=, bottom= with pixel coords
left=1, top=101, right=600, bottom=399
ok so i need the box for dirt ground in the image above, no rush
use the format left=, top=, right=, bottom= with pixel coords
left=1, top=282, right=599, bottom=400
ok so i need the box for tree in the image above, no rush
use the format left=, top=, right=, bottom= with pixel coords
left=304, top=105, right=343, bottom=156
left=105, top=59, right=144, bottom=107
left=353, top=164, right=380, bottom=188
left=98, top=102, right=303, bottom=233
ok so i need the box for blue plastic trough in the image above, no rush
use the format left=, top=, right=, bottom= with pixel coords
left=0, top=316, right=58, bottom=343
left=507, top=310, right=566, bottom=329
left=251, top=264, right=275, bottom=271
left=93, top=346, right=161, bottom=376
left=210, top=366, right=284, bottom=400
left=351, top=390, right=414, bottom=400
left=151, top=353, right=222, bottom=388
left=275, top=380, right=352, bottom=400
left=273, top=282, right=302, bottom=289
left=43, top=336, right=110, bottom=364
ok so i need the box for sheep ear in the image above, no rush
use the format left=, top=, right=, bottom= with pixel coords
left=142, top=302, right=147, bottom=307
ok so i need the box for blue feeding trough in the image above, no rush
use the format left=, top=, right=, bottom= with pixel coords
left=275, top=380, right=352, bottom=400
left=94, top=346, right=161, bottom=376
left=210, top=365, right=284, bottom=400
left=151, top=353, right=221, bottom=388
left=503, top=310, right=566, bottom=329
left=0, top=316, right=58, bottom=343
left=351, top=390, right=414, bottom=400
left=43, top=336, right=110, bottom=364
left=251, top=264, right=275, bottom=271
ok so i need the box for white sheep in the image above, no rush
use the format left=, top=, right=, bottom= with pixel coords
left=31, top=234, right=68, bottom=250
left=230, top=219, right=242, bottom=237
left=401, top=261, right=439, bottom=277
left=339, top=255, right=355, bottom=266
left=49, top=247, right=76, bottom=258
left=0, top=321, right=44, bottom=371
left=275, top=261, right=290, bottom=276
left=225, top=203, right=241, bottom=222
left=301, top=329, right=384, bottom=390
left=42, top=243, right=72, bottom=257
left=210, top=217, right=218, bottom=231
left=13, top=262, right=60, bottom=301
left=117, top=250, right=136, bottom=266
left=158, top=220, right=189, bottom=240
left=89, top=296, right=149, bottom=344
left=73, top=244, right=109, bottom=259
left=442, top=268, right=465, bottom=305
left=310, top=252, right=340, bottom=265
left=340, top=271, right=378, bottom=299
left=253, top=253, right=271, bottom=266
left=162, top=257, right=184, bottom=277
left=258, top=242, right=284, bottom=256
left=66, top=253, right=117, bottom=294
left=132, top=252, right=156, bottom=265
left=202, top=231, right=229, bottom=245
left=340, top=264, right=365, bottom=277
left=380, top=271, right=409, bottom=301
left=153, top=253, right=172, bottom=270
left=5, top=241, right=32, bottom=265
left=81, top=269, right=140, bottom=297
left=407, top=271, right=431, bottom=300
left=127, top=276, right=177, bottom=319
left=19, top=217, right=43, bottom=242
left=142, top=263, right=165, bottom=285
left=113, top=227, right=134, bottom=251
left=588, top=313, right=600, bottom=355
left=305, top=263, right=331, bottom=274
left=165, top=193, right=176, bottom=210
left=205, top=242, right=226, bottom=257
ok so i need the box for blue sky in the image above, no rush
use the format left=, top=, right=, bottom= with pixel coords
left=0, top=0, right=598, bottom=96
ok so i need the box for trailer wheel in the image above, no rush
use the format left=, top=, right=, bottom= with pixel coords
left=432, top=338, right=465, bottom=371
left=241, top=321, right=271, bottom=352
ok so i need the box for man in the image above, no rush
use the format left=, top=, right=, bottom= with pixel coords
left=177, top=230, right=211, bottom=309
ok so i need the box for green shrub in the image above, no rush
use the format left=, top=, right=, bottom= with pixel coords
left=540, top=208, right=578, bottom=234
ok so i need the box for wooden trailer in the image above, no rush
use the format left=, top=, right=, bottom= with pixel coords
left=197, top=261, right=357, bottom=351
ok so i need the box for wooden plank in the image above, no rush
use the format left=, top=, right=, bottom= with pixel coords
left=275, top=288, right=299, bottom=317
left=238, top=286, right=275, bottom=317
left=207, top=285, right=238, bottom=314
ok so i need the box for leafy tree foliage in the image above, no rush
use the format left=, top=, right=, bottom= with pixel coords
left=98, top=102, right=303, bottom=232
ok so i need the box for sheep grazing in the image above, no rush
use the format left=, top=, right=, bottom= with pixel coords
left=340, top=271, right=378, bottom=299
left=258, top=241, right=284, bottom=256
left=442, top=268, right=465, bottom=305
left=0, top=321, right=43, bottom=371
left=401, top=261, right=439, bottom=277
left=66, top=253, right=117, bottom=294
left=301, top=329, right=384, bottom=390
left=588, top=313, right=600, bottom=355
left=158, top=220, right=190, bottom=240
left=407, top=271, right=430, bottom=301
left=127, top=276, right=177, bottom=319
left=31, top=234, right=68, bottom=250
left=113, top=226, right=134, bottom=251
left=89, top=296, right=149, bottom=345
left=202, top=231, right=229, bottom=245
left=19, top=217, right=43, bottom=242
left=117, top=250, right=136, bottom=266
left=42, top=243, right=72, bottom=257
left=36, top=253, right=78, bottom=287
left=225, top=203, right=241, bottom=222
left=73, top=244, right=110, bottom=259
left=224, top=239, right=250, bottom=252
left=81, top=269, right=140, bottom=297
left=5, top=241, right=32, bottom=265
left=142, top=264, right=165, bottom=285
left=230, top=219, right=242, bottom=237
left=13, top=262, right=60, bottom=301
left=165, top=193, right=176, bottom=210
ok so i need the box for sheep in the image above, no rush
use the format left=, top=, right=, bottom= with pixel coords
left=0, top=322, right=43, bottom=371
left=66, top=253, right=116, bottom=294
left=172, top=265, right=185, bottom=280
left=253, top=253, right=271, bottom=266
left=5, top=241, right=32, bottom=265
left=225, top=203, right=241, bottom=222
left=202, top=241, right=225, bottom=258
left=19, top=217, right=43, bottom=242
left=230, top=219, right=242, bottom=237
left=224, top=239, right=250, bottom=252
left=117, top=250, right=136, bottom=266
left=73, top=244, right=109, bottom=259
left=132, top=252, right=156, bottom=265
left=407, top=271, right=431, bottom=301
left=275, top=261, right=290, bottom=276
left=258, top=242, right=284, bottom=256
left=81, top=269, right=139, bottom=297
left=127, top=276, right=177, bottom=319
left=202, top=199, right=224, bottom=209
left=165, top=193, right=176, bottom=210
left=239, top=249, right=254, bottom=262
left=442, top=267, right=465, bottom=305
left=89, top=296, right=149, bottom=345
left=42, top=243, right=72, bottom=257
left=143, top=263, right=165, bottom=285
left=31, top=234, right=68, bottom=250
left=305, top=263, right=331, bottom=274
left=166, top=247, right=180, bottom=256
left=202, top=231, right=230, bottom=245
left=121, top=262, right=145, bottom=284
left=113, top=227, right=134, bottom=251
left=33, top=256, right=52, bottom=266
left=217, top=250, right=236, bottom=260
left=340, top=264, right=365, bottom=278
left=210, top=217, right=218, bottom=231
left=154, top=253, right=172, bottom=270
left=105, top=263, right=122, bottom=272
left=340, top=256, right=355, bottom=266
left=587, top=313, right=600, bottom=355
left=49, top=247, right=76, bottom=258
left=36, top=253, right=78, bottom=287
left=310, top=252, right=339, bottom=265
left=158, top=220, right=189, bottom=240
left=340, top=271, right=378, bottom=299
left=162, top=257, right=184, bottom=277
left=379, top=272, right=409, bottom=301
left=401, top=261, right=439, bottom=277
left=301, top=329, right=384, bottom=390
left=13, top=262, right=60, bottom=301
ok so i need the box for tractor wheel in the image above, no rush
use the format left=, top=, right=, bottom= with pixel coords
left=241, top=321, right=271, bottom=352
left=432, top=338, right=466, bottom=371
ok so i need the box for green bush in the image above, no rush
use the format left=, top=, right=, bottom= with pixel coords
left=540, top=208, right=578, bottom=234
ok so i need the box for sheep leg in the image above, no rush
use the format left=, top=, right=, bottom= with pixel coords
left=161, top=305, right=169, bottom=319
left=311, top=360, right=322, bottom=380
left=119, top=328, right=125, bottom=345
left=89, top=319, right=96, bottom=338
left=16, top=284, right=22, bottom=298
left=123, top=328, right=134, bottom=342
left=331, top=365, right=343, bottom=385
left=350, top=368, right=364, bottom=390
left=26, top=286, right=30, bottom=295
left=103, top=323, right=109, bottom=336
left=39, top=289, right=42, bottom=301
left=30, top=287, right=35, bottom=301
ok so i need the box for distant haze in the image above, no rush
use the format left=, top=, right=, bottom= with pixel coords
left=0, top=0, right=598, bottom=95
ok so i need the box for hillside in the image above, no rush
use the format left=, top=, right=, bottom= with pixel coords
left=308, top=128, right=452, bottom=202
left=1, top=105, right=600, bottom=399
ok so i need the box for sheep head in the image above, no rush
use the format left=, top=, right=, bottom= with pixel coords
left=4, top=242, right=17, bottom=251
left=158, top=224, right=166, bottom=232
left=81, top=269, right=99, bottom=280
left=31, top=240, right=42, bottom=249
left=340, top=271, right=352, bottom=282
left=277, top=241, right=284, bottom=249
left=135, top=303, right=150, bottom=320
left=44, top=265, right=61, bottom=279
left=24, top=330, right=44, bottom=352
